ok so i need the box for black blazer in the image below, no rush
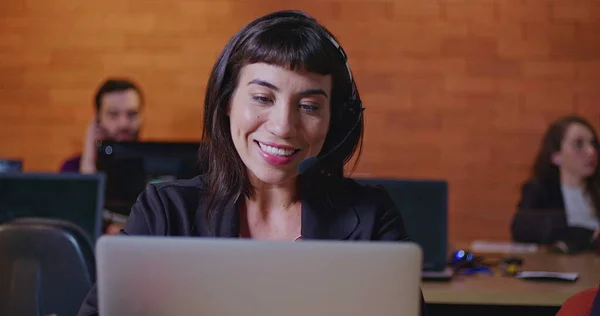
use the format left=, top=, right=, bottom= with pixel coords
left=78, top=176, right=428, bottom=316
left=511, top=179, right=595, bottom=247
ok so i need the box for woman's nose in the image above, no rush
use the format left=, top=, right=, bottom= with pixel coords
left=266, top=102, right=298, bottom=138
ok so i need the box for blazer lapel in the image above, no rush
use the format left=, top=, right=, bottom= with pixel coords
left=196, top=182, right=359, bottom=240
left=196, top=198, right=240, bottom=238
left=301, top=188, right=359, bottom=240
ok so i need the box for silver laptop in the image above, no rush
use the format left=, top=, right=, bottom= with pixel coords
left=97, top=236, right=423, bottom=316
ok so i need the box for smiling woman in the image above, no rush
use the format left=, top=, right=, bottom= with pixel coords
left=77, top=10, right=426, bottom=316
left=229, top=63, right=331, bottom=181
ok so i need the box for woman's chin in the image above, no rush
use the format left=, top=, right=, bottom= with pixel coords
left=249, top=168, right=298, bottom=186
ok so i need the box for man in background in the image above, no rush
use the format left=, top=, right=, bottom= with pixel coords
left=60, top=78, right=144, bottom=234
left=60, top=78, right=144, bottom=173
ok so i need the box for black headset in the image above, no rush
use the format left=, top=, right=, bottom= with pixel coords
left=259, top=11, right=365, bottom=174
left=278, top=10, right=364, bottom=124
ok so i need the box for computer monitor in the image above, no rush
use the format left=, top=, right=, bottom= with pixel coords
left=0, top=159, right=22, bottom=173
left=0, top=172, right=105, bottom=246
left=354, top=177, right=448, bottom=272
left=96, top=141, right=201, bottom=215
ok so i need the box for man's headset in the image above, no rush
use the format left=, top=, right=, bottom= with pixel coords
left=260, top=11, right=365, bottom=175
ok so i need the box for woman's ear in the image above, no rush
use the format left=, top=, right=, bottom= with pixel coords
left=226, top=103, right=231, bottom=116
left=551, top=152, right=562, bottom=166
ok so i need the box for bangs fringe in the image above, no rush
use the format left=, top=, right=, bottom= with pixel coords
left=242, top=25, right=335, bottom=75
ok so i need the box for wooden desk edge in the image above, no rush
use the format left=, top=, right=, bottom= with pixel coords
left=422, top=288, right=567, bottom=307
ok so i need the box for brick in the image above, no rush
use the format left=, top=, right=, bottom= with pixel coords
left=497, top=2, right=551, bottom=22
left=49, top=89, right=95, bottom=109
left=338, top=1, right=394, bottom=21
left=0, top=32, right=24, bottom=49
left=441, top=38, right=498, bottom=58
left=0, top=1, right=26, bottom=15
left=368, top=109, right=442, bottom=131
left=361, top=92, right=413, bottom=111
left=491, top=107, right=549, bottom=133
left=391, top=27, right=445, bottom=56
left=551, top=40, right=600, bottom=60
left=0, top=104, right=24, bottom=121
left=22, top=0, right=110, bottom=15
left=576, top=61, right=600, bottom=78
left=468, top=20, right=523, bottom=39
left=444, top=76, right=496, bottom=94
left=356, top=57, right=467, bottom=75
left=50, top=49, right=103, bottom=68
left=439, top=105, right=495, bottom=131
left=497, top=38, right=550, bottom=58
left=424, top=20, right=470, bottom=38
left=393, top=1, right=442, bottom=18
left=572, top=79, right=600, bottom=93
left=524, top=22, right=578, bottom=41
left=410, top=92, right=469, bottom=110
left=22, top=106, right=81, bottom=125
left=353, top=72, right=396, bottom=95
left=578, top=23, right=600, bottom=42
left=99, top=14, right=156, bottom=32
left=575, top=93, right=600, bottom=114
left=331, top=21, right=444, bottom=57
left=438, top=0, right=494, bottom=3
left=442, top=2, right=497, bottom=23
left=466, top=58, right=522, bottom=77
left=464, top=93, right=521, bottom=109
left=521, top=94, right=576, bottom=117
left=23, top=68, right=101, bottom=89
left=552, top=3, right=600, bottom=23
left=522, top=61, right=576, bottom=78
left=496, top=78, right=575, bottom=94
left=124, top=35, right=185, bottom=52
left=33, top=31, right=126, bottom=49
left=372, top=144, right=442, bottom=166
left=391, top=75, right=445, bottom=93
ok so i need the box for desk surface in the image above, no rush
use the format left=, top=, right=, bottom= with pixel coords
left=422, top=249, right=600, bottom=306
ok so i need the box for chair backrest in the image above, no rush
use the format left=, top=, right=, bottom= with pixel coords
left=0, top=218, right=96, bottom=316
left=556, top=287, right=600, bottom=316
left=591, top=286, right=600, bottom=316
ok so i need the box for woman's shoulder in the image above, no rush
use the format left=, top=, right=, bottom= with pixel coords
left=123, top=176, right=207, bottom=236
left=149, top=175, right=207, bottom=196
left=322, top=177, right=398, bottom=218
left=335, top=177, right=409, bottom=241
left=339, top=177, right=394, bottom=203
left=142, top=176, right=208, bottom=208
left=520, top=177, right=560, bottom=194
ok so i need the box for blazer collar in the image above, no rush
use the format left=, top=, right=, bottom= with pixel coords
left=300, top=187, right=359, bottom=240
left=207, top=185, right=360, bottom=240
left=198, top=198, right=239, bottom=238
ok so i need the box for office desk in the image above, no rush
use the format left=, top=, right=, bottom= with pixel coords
left=422, top=251, right=600, bottom=306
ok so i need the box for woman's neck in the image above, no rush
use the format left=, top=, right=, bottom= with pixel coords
left=240, top=177, right=302, bottom=240
left=560, top=169, right=585, bottom=188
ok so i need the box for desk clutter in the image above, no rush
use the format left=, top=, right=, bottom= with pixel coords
left=446, top=246, right=581, bottom=282
left=421, top=241, right=600, bottom=310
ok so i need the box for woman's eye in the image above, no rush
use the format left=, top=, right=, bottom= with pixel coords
left=252, top=96, right=272, bottom=104
left=300, top=104, right=319, bottom=113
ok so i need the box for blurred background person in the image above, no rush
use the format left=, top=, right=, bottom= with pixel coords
left=511, top=115, right=600, bottom=253
left=60, top=78, right=144, bottom=174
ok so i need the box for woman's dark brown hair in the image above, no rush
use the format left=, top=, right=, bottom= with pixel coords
left=531, top=115, right=600, bottom=216
left=197, top=10, right=364, bottom=224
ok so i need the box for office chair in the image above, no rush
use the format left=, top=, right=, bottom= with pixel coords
left=556, top=287, right=600, bottom=316
left=0, top=218, right=96, bottom=316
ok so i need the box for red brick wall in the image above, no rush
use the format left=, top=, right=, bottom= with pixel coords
left=1, top=0, right=600, bottom=242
